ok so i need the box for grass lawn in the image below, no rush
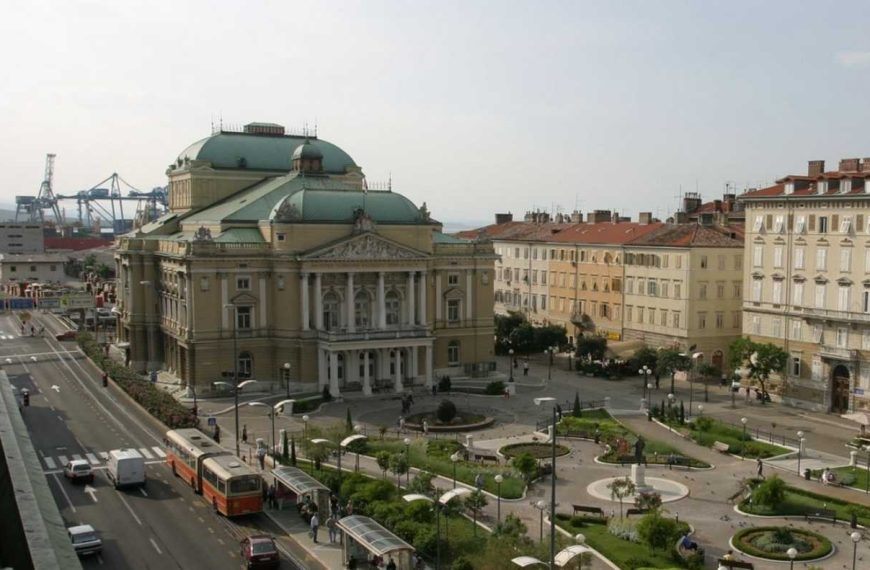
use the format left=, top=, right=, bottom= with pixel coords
left=555, top=514, right=690, bottom=569
left=365, top=438, right=527, bottom=498
left=665, top=417, right=790, bottom=459
left=809, top=466, right=870, bottom=492
left=557, top=409, right=628, bottom=439
left=740, top=482, right=870, bottom=527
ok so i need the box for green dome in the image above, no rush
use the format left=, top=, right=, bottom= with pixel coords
left=177, top=133, right=355, bottom=174
left=273, top=188, right=423, bottom=224
left=292, top=139, right=323, bottom=161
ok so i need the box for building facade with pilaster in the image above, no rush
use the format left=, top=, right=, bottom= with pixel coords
left=115, top=123, right=495, bottom=397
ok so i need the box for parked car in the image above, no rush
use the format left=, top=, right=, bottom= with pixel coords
left=239, top=535, right=280, bottom=569
left=68, top=524, right=102, bottom=556
left=55, top=330, right=77, bottom=341
left=63, top=459, right=94, bottom=484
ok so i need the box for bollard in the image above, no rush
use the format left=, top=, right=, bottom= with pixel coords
left=851, top=450, right=858, bottom=467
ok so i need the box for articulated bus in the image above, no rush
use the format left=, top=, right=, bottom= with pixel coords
left=164, top=429, right=263, bottom=516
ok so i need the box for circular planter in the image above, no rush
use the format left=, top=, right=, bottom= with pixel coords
left=404, top=410, right=495, bottom=432
left=500, top=442, right=570, bottom=459
left=731, top=526, right=834, bottom=562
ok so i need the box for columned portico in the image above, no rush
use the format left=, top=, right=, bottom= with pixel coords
left=346, top=272, right=355, bottom=333
left=407, top=271, right=416, bottom=326
left=377, top=272, right=386, bottom=328
left=300, top=272, right=309, bottom=330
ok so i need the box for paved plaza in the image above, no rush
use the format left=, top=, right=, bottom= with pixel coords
left=193, top=353, right=870, bottom=569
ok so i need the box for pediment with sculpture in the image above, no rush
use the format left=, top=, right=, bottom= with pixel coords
left=303, top=233, right=426, bottom=261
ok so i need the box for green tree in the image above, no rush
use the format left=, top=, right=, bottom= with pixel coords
left=576, top=336, right=607, bottom=361
left=289, top=436, right=297, bottom=466
left=636, top=511, right=679, bottom=550
left=634, top=346, right=659, bottom=372
left=572, top=391, right=582, bottom=417
left=533, top=324, right=568, bottom=352
left=729, top=338, right=788, bottom=403
left=464, top=490, right=488, bottom=536
left=511, top=452, right=537, bottom=482
left=376, top=451, right=392, bottom=480
left=346, top=408, right=354, bottom=434
left=281, top=430, right=289, bottom=461
left=752, top=475, right=786, bottom=509
left=389, top=453, right=409, bottom=487
left=495, top=311, right=526, bottom=351
left=657, top=348, right=691, bottom=378
left=508, top=322, right=536, bottom=354
left=608, top=477, right=636, bottom=519
left=409, top=470, right=435, bottom=495
left=437, top=399, right=457, bottom=423
left=634, top=490, right=663, bottom=513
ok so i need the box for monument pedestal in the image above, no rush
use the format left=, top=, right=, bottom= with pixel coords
left=631, top=463, right=654, bottom=494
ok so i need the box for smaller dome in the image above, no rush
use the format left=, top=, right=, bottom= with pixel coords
left=292, top=139, right=323, bottom=161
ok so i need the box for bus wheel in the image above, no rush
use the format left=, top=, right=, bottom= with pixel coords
left=212, top=497, right=218, bottom=512
left=171, top=463, right=177, bottom=477
left=191, top=477, right=196, bottom=491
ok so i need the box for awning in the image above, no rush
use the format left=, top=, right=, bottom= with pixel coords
left=271, top=466, right=328, bottom=495
left=337, top=515, right=414, bottom=557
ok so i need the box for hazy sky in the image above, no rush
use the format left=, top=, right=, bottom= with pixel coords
left=3, top=1, right=870, bottom=226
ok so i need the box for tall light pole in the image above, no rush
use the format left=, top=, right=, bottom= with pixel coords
left=639, top=365, right=652, bottom=399
left=403, top=488, right=471, bottom=570
left=688, top=352, right=702, bottom=419
left=249, top=400, right=295, bottom=456
left=646, top=383, right=653, bottom=405
left=534, top=500, right=546, bottom=543
left=851, top=531, right=861, bottom=570
left=495, top=474, right=503, bottom=524
left=213, top=379, right=257, bottom=457
left=224, top=302, right=240, bottom=456
left=404, top=437, right=412, bottom=486
left=508, top=348, right=514, bottom=382
left=283, top=362, right=291, bottom=398
left=797, top=431, right=805, bottom=475
left=787, top=546, right=797, bottom=570
left=741, top=417, right=748, bottom=460
left=535, top=396, right=558, bottom=569
left=302, top=415, right=309, bottom=451
left=450, top=452, right=460, bottom=489
left=547, top=347, right=554, bottom=381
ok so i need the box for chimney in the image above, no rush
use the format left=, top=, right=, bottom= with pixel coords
left=587, top=210, right=611, bottom=224
left=555, top=213, right=565, bottom=223
left=638, top=212, right=652, bottom=225
left=524, top=211, right=534, bottom=222
left=682, top=192, right=702, bottom=214
left=839, top=158, right=860, bottom=172
left=495, top=213, right=513, bottom=225
left=808, top=160, right=825, bottom=176
left=570, top=210, right=583, bottom=223
left=674, top=211, right=688, bottom=224
left=722, top=193, right=736, bottom=213
left=611, top=211, right=620, bottom=224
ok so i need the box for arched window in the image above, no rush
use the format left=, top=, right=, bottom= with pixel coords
left=238, top=351, right=253, bottom=379
left=354, top=290, right=371, bottom=328
left=385, top=291, right=400, bottom=325
left=323, top=291, right=340, bottom=330
left=447, top=341, right=460, bottom=366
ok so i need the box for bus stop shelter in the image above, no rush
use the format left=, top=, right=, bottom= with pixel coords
left=271, top=466, right=330, bottom=515
left=337, top=515, right=415, bottom=569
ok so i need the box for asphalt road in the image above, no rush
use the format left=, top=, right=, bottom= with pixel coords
left=5, top=312, right=301, bottom=570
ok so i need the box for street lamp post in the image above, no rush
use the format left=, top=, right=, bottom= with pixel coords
left=302, top=415, right=309, bottom=451
left=697, top=405, right=703, bottom=417
left=639, top=366, right=652, bottom=400
left=534, top=500, right=546, bottom=543
left=547, top=348, right=554, bottom=381
left=283, top=362, right=291, bottom=398
left=248, top=400, right=295, bottom=457
left=851, top=531, right=861, bottom=570
left=797, top=431, right=805, bottom=475
left=224, top=302, right=241, bottom=456
left=404, top=437, right=412, bottom=486
left=509, top=348, right=514, bottom=382
left=787, top=547, right=797, bottom=570
left=534, top=396, right=558, bottom=569
left=403, top=488, right=471, bottom=570
left=495, top=474, right=503, bottom=524
left=741, top=417, right=748, bottom=460
left=575, top=533, right=586, bottom=570
left=451, top=452, right=460, bottom=489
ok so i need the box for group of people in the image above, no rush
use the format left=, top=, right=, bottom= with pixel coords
left=20, top=324, right=44, bottom=336
left=346, top=554, right=399, bottom=569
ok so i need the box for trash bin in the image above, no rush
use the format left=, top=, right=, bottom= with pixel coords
left=852, top=512, right=858, bottom=529
left=804, top=468, right=811, bottom=480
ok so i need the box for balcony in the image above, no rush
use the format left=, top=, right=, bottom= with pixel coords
left=315, top=325, right=429, bottom=343
left=819, top=345, right=858, bottom=361
left=796, top=306, right=870, bottom=324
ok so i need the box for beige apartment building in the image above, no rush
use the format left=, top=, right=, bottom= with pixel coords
left=623, top=224, right=744, bottom=370
left=115, top=122, right=495, bottom=397
left=741, top=158, right=870, bottom=413
left=0, top=223, right=44, bottom=253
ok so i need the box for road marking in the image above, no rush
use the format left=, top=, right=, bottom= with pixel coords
left=86, top=453, right=100, bottom=465
left=152, top=446, right=166, bottom=458
left=139, top=487, right=148, bottom=497
left=84, top=484, right=98, bottom=502
left=207, top=527, right=214, bottom=534
left=58, top=455, right=68, bottom=465
left=57, top=415, right=64, bottom=422
left=50, top=405, right=55, bottom=411
left=116, top=490, right=142, bottom=526
left=99, top=452, right=109, bottom=460
left=138, top=447, right=153, bottom=459
left=51, top=473, right=76, bottom=513
left=217, top=538, right=224, bottom=545
left=44, top=457, right=57, bottom=470
left=71, top=454, right=83, bottom=462
left=149, top=538, right=162, bottom=555
left=198, top=516, right=204, bottom=523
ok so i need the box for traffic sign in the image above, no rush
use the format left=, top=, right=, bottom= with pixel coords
left=61, top=293, right=95, bottom=310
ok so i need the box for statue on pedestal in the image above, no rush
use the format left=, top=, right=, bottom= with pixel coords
left=634, top=436, right=646, bottom=464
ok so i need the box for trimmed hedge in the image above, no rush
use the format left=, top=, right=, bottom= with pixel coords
left=732, top=526, right=832, bottom=561
left=77, top=332, right=197, bottom=429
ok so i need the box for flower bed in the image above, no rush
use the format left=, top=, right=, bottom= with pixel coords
left=739, top=479, right=870, bottom=527
left=732, top=526, right=832, bottom=561
left=656, top=415, right=789, bottom=459
left=500, top=442, right=570, bottom=459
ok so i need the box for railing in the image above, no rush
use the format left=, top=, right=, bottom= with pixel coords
left=797, top=306, right=870, bottom=323
left=315, top=326, right=428, bottom=342
left=462, top=361, right=497, bottom=378
left=718, top=419, right=801, bottom=448
left=819, top=345, right=858, bottom=360
left=535, top=399, right=607, bottom=431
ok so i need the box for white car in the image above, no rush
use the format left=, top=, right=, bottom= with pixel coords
left=63, top=459, right=94, bottom=484
left=68, top=524, right=102, bottom=556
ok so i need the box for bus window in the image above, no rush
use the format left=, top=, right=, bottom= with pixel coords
left=203, top=467, right=218, bottom=487
left=217, top=478, right=226, bottom=495
left=229, top=476, right=261, bottom=495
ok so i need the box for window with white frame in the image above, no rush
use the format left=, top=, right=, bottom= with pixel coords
left=819, top=216, right=829, bottom=233
left=717, top=282, right=725, bottom=298
left=841, top=216, right=852, bottom=233
left=841, top=249, right=852, bottom=272
left=772, top=280, right=783, bottom=304
left=837, top=327, right=849, bottom=348
left=236, top=306, right=252, bottom=330
left=699, top=283, right=707, bottom=299
left=625, top=278, right=633, bottom=294
left=815, top=283, right=826, bottom=308
left=812, top=324, right=823, bottom=343
left=752, top=315, right=761, bottom=334
left=674, top=282, right=682, bottom=298
left=752, top=279, right=762, bottom=302
left=753, top=246, right=763, bottom=267
left=734, top=282, right=742, bottom=298
left=647, top=308, right=655, bottom=324
left=660, top=309, right=668, bottom=326
left=774, top=215, right=785, bottom=233
left=541, top=295, right=547, bottom=310
left=753, top=216, right=764, bottom=232
left=447, top=299, right=461, bottom=323
left=793, top=282, right=804, bottom=306
left=773, top=247, right=783, bottom=268
left=448, top=273, right=459, bottom=286
left=864, top=290, right=870, bottom=313
left=795, top=215, right=806, bottom=234
left=626, top=305, right=633, bottom=322
left=732, top=311, right=741, bottom=328
left=816, top=248, right=827, bottom=270
left=647, top=280, right=657, bottom=296
left=447, top=341, right=460, bottom=365
left=716, top=312, right=724, bottom=328
left=838, top=285, right=850, bottom=311
left=771, top=318, right=781, bottom=338
left=637, top=307, right=644, bottom=323
left=791, top=355, right=801, bottom=377
left=660, top=281, right=669, bottom=298
left=238, top=352, right=253, bottom=378
left=673, top=311, right=681, bottom=328
left=791, top=319, right=802, bottom=340
left=794, top=247, right=805, bottom=269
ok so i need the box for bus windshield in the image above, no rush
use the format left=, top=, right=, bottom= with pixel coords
left=229, top=475, right=261, bottom=495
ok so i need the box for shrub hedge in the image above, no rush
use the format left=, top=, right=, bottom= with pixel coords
left=732, top=526, right=832, bottom=561
left=77, top=332, right=197, bottom=429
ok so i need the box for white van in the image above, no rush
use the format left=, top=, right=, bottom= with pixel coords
left=106, top=448, right=146, bottom=488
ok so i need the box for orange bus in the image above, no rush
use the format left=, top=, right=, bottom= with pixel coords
left=201, top=454, right=263, bottom=516
left=164, top=429, right=262, bottom=517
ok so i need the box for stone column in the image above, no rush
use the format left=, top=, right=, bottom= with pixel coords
left=363, top=351, right=372, bottom=396
left=418, top=271, right=427, bottom=326
left=314, top=273, right=323, bottom=330
left=329, top=351, right=340, bottom=398
left=407, top=272, right=416, bottom=326
left=300, top=273, right=309, bottom=330
left=425, top=345, right=433, bottom=388
left=318, top=348, right=327, bottom=389
left=409, top=346, right=418, bottom=382
left=346, top=272, right=355, bottom=333
left=377, top=272, right=386, bottom=329
left=394, top=349, right=403, bottom=393
left=466, top=272, right=473, bottom=319
left=435, top=272, right=442, bottom=323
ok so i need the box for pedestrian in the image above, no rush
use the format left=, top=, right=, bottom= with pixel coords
left=756, top=458, right=764, bottom=478
left=330, top=493, right=339, bottom=515
left=654, top=372, right=660, bottom=389
left=422, top=420, right=429, bottom=435
left=398, top=416, right=405, bottom=432
left=214, top=424, right=221, bottom=444
left=523, top=360, right=529, bottom=376
left=242, top=424, right=248, bottom=443
left=267, top=482, right=275, bottom=508
left=345, top=498, right=354, bottom=516
left=408, top=393, right=414, bottom=405
left=386, top=556, right=397, bottom=570
left=348, top=554, right=358, bottom=569
left=432, top=384, right=437, bottom=396
left=326, top=513, right=338, bottom=543
left=310, top=512, right=320, bottom=543
left=513, top=358, right=518, bottom=369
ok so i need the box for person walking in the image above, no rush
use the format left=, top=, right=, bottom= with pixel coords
left=386, top=556, right=397, bottom=570
left=242, top=424, right=248, bottom=444
left=326, top=514, right=338, bottom=543
left=257, top=446, right=266, bottom=470
left=756, top=458, right=764, bottom=478
left=523, top=360, right=529, bottom=376
left=213, top=424, right=221, bottom=444
left=267, top=482, right=276, bottom=508
left=310, top=512, right=320, bottom=543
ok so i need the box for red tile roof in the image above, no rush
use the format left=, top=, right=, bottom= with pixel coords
left=548, top=222, right=664, bottom=244
left=627, top=224, right=743, bottom=248
left=454, top=222, right=572, bottom=241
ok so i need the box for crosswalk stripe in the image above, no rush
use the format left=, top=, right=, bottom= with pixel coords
left=58, top=455, right=68, bottom=465
left=152, top=447, right=166, bottom=458
left=44, top=457, right=56, bottom=469
left=139, top=448, right=153, bottom=459
left=71, top=454, right=83, bottom=462
left=86, top=453, right=100, bottom=465
left=99, top=452, right=109, bottom=460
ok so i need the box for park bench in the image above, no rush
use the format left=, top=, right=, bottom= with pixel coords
left=572, top=505, right=605, bottom=518
left=625, top=508, right=649, bottom=517
left=717, top=559, right=754, bottom=569
left=804, top=508, right=837, bottom=524
left=666, top=456, right=691, bottom=470
left=616, top=455, right=647, bottom=466
left=712, top=441, right=730, bottom=453
left=468, top=449, right=500, bottom=464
